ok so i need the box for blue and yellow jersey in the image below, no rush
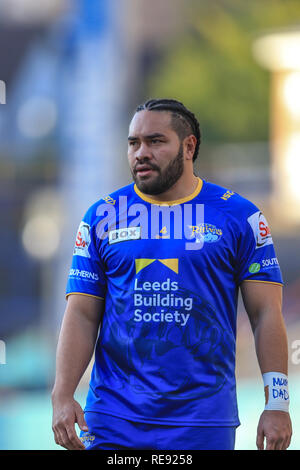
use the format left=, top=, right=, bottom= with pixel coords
left=66, top=178, right=283, bottom=426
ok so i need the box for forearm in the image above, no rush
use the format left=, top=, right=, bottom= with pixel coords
left=253, top=311, right=292, bottom=450
left=52, top=305, right=99, bottom=399
left=253, top=309, right=288, bottom=375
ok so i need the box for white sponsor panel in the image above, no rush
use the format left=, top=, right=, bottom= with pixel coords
left=109, top=226, right=141, bottom=245
left=69, top=268, right=99, bottom=281
left=247, top=211, right=273, bottom=249
left=74, top=221, right=91, bottom=258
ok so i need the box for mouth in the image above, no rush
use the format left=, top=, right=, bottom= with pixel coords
left=135, top=166, right=157, bottom=177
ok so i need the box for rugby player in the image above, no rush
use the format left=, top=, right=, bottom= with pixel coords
left=51, top=99, right=292, bottom=450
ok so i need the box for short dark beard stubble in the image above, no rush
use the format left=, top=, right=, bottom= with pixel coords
left=132, top=143, right=184, bottom=195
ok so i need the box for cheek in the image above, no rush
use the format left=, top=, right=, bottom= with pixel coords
left=156, top=146, right=177, bottom=166
left=127, top=152, right=134, bottom=168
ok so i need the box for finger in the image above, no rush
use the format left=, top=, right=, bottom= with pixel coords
left=76, top=409, right=89, bottom=433
left=285, top=436, right=292, bottom=450
left=274, top=437, right=285, bottom=451
left=53, top=425, right=68, bottom=449
left=281, top=432, right=292, bottom=450
left=65, top=425, right=86, bottom=450
left=280, top=434, right=291, bottom=450
left=265, top=436, right=276, bottom=450
left=281, top=438, right=288, bottom=451
left=256, top=430, right=264, bottom=450
left=56, top=427, right=74, bottom=450
left=53, top=428, right=63, bottom=448
left=286, top=424, right=293, bottom=450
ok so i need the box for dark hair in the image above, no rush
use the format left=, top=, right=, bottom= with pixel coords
left=135, top=98, right=201, bottom=161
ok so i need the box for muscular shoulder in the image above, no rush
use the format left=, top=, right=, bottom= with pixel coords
left=82, top=182, right=135, bottom=224
left=202, top=180, right=259, bottom=223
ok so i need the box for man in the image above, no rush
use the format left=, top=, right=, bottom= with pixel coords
left=51, top=98, right=292, bottom=450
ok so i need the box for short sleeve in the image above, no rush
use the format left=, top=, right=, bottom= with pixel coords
left=236, top=209, right=284, bottom=286
left=66, top=213, right=107, bottom=299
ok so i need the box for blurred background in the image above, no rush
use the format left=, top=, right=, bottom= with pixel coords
left=0, top=0, right=299, bottom=450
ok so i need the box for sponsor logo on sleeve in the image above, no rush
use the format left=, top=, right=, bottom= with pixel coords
left=74, top=221, right=91, bottom=258
left=249, top=262, right=261, bottom=273
left=220, top=190, right=235, bottom=201
left=69, top=269, right=99, bottom=281
left=102, top=195, right=116, bottom=205
left=109, top=226, right=141, bottom=244
left=248, top=258, right=280, bottom=274
left=262, top=257, right=279, bottom=269
left=247, top=211, right=273, bottom=249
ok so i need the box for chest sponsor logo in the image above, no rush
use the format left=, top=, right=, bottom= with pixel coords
left=133, top=259, right=191, bottom=327
left=109, top=226, right=141, bottom=244
left=74, top=221, right=91, bottom=258
left=133, top=278, right=191, bottom=327
left=135, top=258, right=178, bottom=274
left=188, top=223, right=223, bottom=243
left=247, top=211, right=273, bottom=249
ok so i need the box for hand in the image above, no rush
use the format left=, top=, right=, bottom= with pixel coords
left=52, top=395, right=89, bottom=450
left=256, top=410, right=292, bottom=450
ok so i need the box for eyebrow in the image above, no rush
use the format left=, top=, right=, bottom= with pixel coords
left=128, top=133, right=166, bottom=141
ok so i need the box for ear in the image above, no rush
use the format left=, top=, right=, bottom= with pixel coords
left=184, top=135, right=197, bottom=161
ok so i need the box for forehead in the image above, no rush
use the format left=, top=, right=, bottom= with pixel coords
left=129, top=110, right=174, bottom=137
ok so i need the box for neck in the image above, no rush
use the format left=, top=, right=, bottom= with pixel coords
left=151, top=174, right=199, bottom=202
left=136, top=172, right=201, bottom=205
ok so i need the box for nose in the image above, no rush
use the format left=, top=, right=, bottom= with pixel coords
left=135, top=142, right=152, bottom=161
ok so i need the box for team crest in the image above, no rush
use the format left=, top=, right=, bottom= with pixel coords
left=188, top=223, right=223, bottom=243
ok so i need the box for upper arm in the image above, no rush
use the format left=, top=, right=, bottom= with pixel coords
left=240, top=281, right=282, bottom=332
left=65, top=293, right=105, bottom=327
left=234, top=204, right=283, bottom=287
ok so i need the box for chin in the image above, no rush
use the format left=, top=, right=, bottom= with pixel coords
left=135, top=178, right=161, bottom=195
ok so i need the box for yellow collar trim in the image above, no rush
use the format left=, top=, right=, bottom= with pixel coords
left=134, top=177, right=203, bottom=206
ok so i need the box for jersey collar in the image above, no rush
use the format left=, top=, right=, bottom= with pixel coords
left=133, top=177, right=203, bottom=206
